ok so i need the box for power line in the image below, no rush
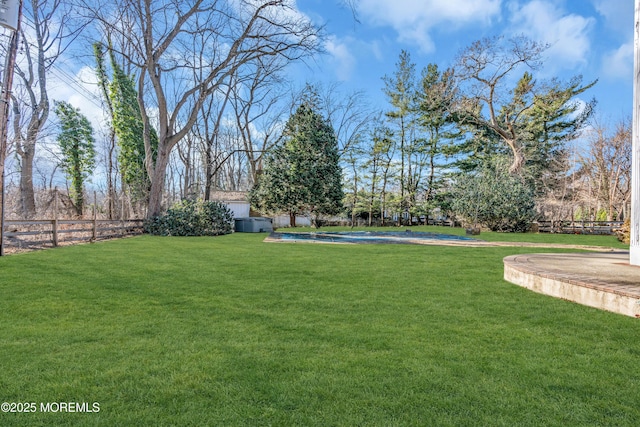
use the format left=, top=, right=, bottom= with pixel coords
left=49, top=64, right=104, bottom=110
left=6, top=12, right=105, bottom=111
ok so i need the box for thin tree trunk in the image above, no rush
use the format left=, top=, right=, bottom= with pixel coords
left=351, top=159, right=358, bottom=227
left=399, top=117, right=406, bottom=225
left=381, top=175, right=389, bottom=227
left=204, top=144, right=213, bottom=201
left=368, top=161, right=377, bottom=227
left=107, top=140, right=116, bottom=219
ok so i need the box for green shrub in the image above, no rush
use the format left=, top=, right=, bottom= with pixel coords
left=451, top=160, right=536, bottom=232
left=596, top=208, right=608, bottom=221
left=144, top=200, right=234, bottom=236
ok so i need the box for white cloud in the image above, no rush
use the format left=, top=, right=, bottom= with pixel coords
left=592, top=0, right=633, bottom=37
left=592, top=0, right=633, bottom=81
left=356, top=0, right=501, bottom=52
left=369, top=40, right=384, bottom=62
left=507, top=1, right=594, bottom=71
left=324, top=36, right=357, bottom=81
left=48, top=66, right=108, bottom=134
left=602, top=42, right=633, bottom=80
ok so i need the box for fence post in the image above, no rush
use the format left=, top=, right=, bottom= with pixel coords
left=92, top=191, right=97, bottom=241
left=121, top=196, right=125, bottom=237
left=52, top=189, right=58, bottom=247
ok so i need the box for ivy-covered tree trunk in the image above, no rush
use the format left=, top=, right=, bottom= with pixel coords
left=93, top=42, right=117, bottom=219
left=72, top=149, right=84, bottom=216
left=54, top=101, right=96, bottom=217
left=107, top=46, right=156, bottom=206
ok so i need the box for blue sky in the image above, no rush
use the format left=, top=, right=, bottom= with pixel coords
left=294, top=0, right=634, bottom=121
left=15, top=0, right=633, bottom=137
left=2, top=0, right=631, bottom=190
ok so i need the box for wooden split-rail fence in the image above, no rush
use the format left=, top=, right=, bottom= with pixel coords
left=3, top=218, right=144, bottom=251
left=1, top=192, right=144, bottom=253
left=532, top=220, right=624, bottom=235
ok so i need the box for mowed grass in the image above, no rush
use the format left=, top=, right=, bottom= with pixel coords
left=0, top=229, right=638, bottom=426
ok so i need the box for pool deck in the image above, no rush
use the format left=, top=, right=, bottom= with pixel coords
left=504, top=251, right=640, bottom=318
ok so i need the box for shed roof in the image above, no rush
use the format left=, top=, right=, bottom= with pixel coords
left=209, top=191, right=249, bottom=202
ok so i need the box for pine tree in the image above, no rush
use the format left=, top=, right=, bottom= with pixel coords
left=382, top=50, right=417, bottom=221
left=250, top=102, right=343, bottom=227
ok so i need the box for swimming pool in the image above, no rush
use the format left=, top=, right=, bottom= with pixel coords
left=265, top=230, right=481, bottom=245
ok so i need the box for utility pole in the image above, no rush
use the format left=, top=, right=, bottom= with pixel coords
left=0, top=0, right=24, bottom=256
left=632, top=0, right=640, bottom=265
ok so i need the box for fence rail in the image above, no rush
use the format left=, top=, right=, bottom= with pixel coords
left=533, top=220, right=623, bottom=235
left=2, top=219, right=145, bottom=252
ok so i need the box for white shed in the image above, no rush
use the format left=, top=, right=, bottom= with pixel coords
left=210, top=191, right=250, bottom=219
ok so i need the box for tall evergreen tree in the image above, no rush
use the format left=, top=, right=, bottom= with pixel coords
left=416, top=64, right=460, bottom=218
left=54, top=101, right=96, bottom=216
left=250, top=102, right=343, bottom=227
left=382, top=50, right=417, bottom=222
left=517, top=74, right=596, bottom=193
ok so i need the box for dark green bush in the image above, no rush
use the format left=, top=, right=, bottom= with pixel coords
left=144, top=200, right=234, bottom=236
left=451, top=160, right=536, bottom=232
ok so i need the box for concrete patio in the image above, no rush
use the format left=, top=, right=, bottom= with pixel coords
left=504, top=252, right=640, bottom=317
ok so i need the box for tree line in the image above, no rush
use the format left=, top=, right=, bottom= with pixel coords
left=339, top=39, right=629, bottom=230
left=0, top=0, right=631, bottom=231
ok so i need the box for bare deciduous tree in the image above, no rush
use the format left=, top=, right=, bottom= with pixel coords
left=224, top=54, right=290, bottom=189
left=578, top=118, right=632, bottom=220
left=84, top=0, right=320, bottom=217
left=8, top=0, right=83, bottom=218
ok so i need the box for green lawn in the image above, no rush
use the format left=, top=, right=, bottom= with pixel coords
left=0, top=229, right=637, bottom=426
